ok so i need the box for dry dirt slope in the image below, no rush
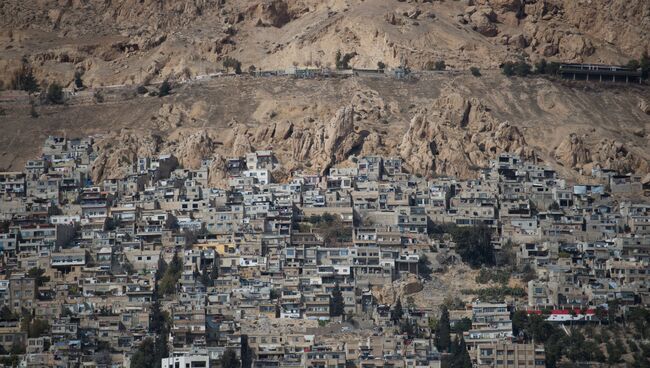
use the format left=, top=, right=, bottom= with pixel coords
left=1, top=73, right=648, bottom=184
left=0, top=0, right=648, bottom=89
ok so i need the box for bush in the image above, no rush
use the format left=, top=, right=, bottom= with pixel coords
left=30, top=101, right=38, bottom=118
left=335, top=50, right=357, bottom=69
left=448, top=224, right=495, bottom=268
left=470, top=67, right=481, bottom=77
left=158, top=80, right=171, bottom=97
left=502, top=61, right=532, bottom=77
left=626, top=60, right=640, bottom=70
left=514, top=61, right=532, bottom=76
left=46, top=83, right=64, bottom=104
left=223, top=56, right=242, bottom=74
left=546, top=62, right=561, bottom=75
left=136, top=85, right=148, bottom=95
left=535, top=59, right=547, bottom=74
left=475, top=269, right=510, bottom=284
left=93, top=90, right=104, bottom=103
left=502, top=62, right=515, bottom=76
left=11, top=64, right=39, bottom=93
left=74, top=71, right=84, bottom=89
left=377, top=61, right=386, bottom=70
left=434, top=60, right=446, bottom=71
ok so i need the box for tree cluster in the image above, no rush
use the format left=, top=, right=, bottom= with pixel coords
left=335, top=50, right=357, bottom=70
left=46, top=83, right=64, bottom=104
left=158, top=80, right=171, bottom=97
left=502, top=59, right=561, bottom=77
left=158, top=252, right=182, bottom=296
left=330, top=283, right=345, bottom=317
left=445, top=335, right=472, bottom=368
left=223, top=57, right=242, bottom=74
left=307, top=213, right=352, bottom=245
left=626, top=52, right=650, bottom=78
left=27, top=267, right=50, bottom=287
left=11, top=62, right=39, bottom=93
left=425, top=60, right=446, bottom=71
left=447, top=224, right=495, bottom=268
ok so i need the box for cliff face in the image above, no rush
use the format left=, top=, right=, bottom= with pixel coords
left=0, top=1, right=648, bottom=183
left=2, top=74, right=647, bottom=184
left=1, top=0, right=648, bottom=88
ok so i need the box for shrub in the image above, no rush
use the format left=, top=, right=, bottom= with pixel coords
left=470, top=67, right=481, bottom=77
left=223, top=56, right=242, bottom=74
left=502, top=61, right=532, bottom=77
left=546, top=62, right=561, bottom=75
left=136, top=85, right=148, bottom=95
left=158, top=80, right=171, bottom=97
left=448, top=224, right=495, bottom=268
left=46, top=83, right=64, bottom=104
left=514, top=61, right=532, bottom=76
left=335, top=50, right=357, bottom=69
left=11, top=64, right=39, bottom=93
left=434, top=60, right=446, bottom=71
left=29, top=101, right=38, bottom=118
left=501, top=62, right=515, bottom=76
left=74, top=71, right=84, bottom=89
left=377, top=61, right=386, bottom=70
left=535, top=59, right=547, bottom=74
left=93, top=90, right=104, bottom=103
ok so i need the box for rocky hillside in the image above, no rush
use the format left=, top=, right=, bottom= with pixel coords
left=1, top=0, right=648, bottom=88
left=1, top=73, right=648, bottom=184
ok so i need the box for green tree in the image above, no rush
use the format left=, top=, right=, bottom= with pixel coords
left=223, top=57, right=242, bottom=74
left=535, top=59, right=547, bottom=74
left=470, top=67, right=481, bottom=77
left=130, top=338, right=156, bottom=368
left=514, top=61, right=532, bottom=76
left=418, top=255, right=432, bottom=281
left=640, top=51, right=649, bottom=78
left=511, top=310, right=529, bottom=337
left=12, top=64, right=39, bottom=93
left=435, top=306, right=451, bottom=352
left=0, top=306, right=15, bottom=322
left=449, top=224, right=495, bottom=268
left=74, top=71, right=84, bottom=89
left=159, top=252, right=182, bottom=296
left=391, top=298, right=404, bottom=323
left=330, top=283, right=345, bottom=317
left=377, top=61, right=386, bottom=70
left=546, top=62, right=561, bottom=75
left=46, top=82, right=64, bottom=104
left=627, top=59, right=641, bottom=70
left=220, top=348, right=241, bottom=368
left=449, top=335, right=472, bottom=368
left=502, top=62, right=515, bottom=76
left=606, top=342, right=622, bottom=364
left=434, top=60, right=446, bottom=71
left=451, top=317, right=472, bottom=333
left=241, top=335, right=252, bottom=368
left=30, top=101, right=39, bottom=118
left=158, top=80, right=171, bottom=97
left=335, top=50, right=357, bottom=69
left=27, top=267, right=50, bottom=287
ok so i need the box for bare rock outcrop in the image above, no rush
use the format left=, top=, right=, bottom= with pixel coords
left=554, top=133, right=591, bottom=168
left=592, top=139, right=649, bottom=174
left=163, top=130, right=216, bottom=170
left=90, top=131, right=161, bottom=182
left=400, top=92, right=533, bottom=178
left=639, top=99, right=650, bottom=115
